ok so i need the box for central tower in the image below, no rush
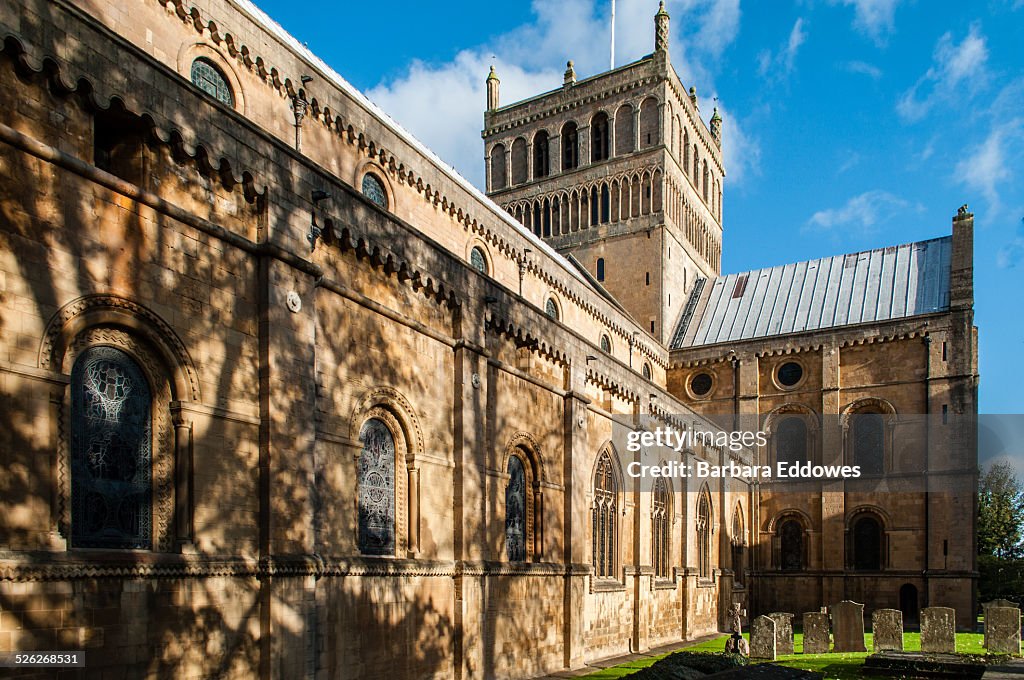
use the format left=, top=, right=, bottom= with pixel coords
left=482, top=2, right=725, bottom=344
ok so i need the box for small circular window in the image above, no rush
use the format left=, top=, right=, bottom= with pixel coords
left=470, top=246, right=488, bottom=275
left=777, top=361, right=804, bottom=388
left=689, top=372, right=713, bottom=397
left=190, top=58, right=234, bottom=106
left=600, top=334, right=612, bottom=353
left=545, top=297, right=559, bottom=320
left=361, top=173, right=388, bottom=208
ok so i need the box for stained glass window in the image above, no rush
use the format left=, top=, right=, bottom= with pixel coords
left=545, top=297, right=559, bottom=320
left=853, top=412, right=884, bottom=474
left=652, top=477, right=670, bottom=577
left=71, top=346, right=152, bottom=549
left=361, top=174, right=387, bottom=208
left=592, top=451, right=617, bottom=578
left=776, top=417, right=807, bottom=465
left=190, top=58, right=234, bottom=106
left=505, top=455, right=527, bottom=561
left=697, top=487, right=711, bottom=578
left=358, top=418, right=396, bottom=555
left=780, top=519, right=803, bottom=571
left=470, top=247, right=488, bottom=275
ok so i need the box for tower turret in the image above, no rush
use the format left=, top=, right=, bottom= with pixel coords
left=486, top=65, right=500, bottom=111
left=654, top=2, right=670, bottom=56
left=710, top=107, right=722, bottom=147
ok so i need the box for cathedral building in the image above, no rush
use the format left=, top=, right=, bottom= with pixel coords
left=0, top=0, right=977, bottom=679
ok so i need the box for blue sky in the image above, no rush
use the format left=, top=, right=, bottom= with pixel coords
left=256, top=0, right=1024, bottom=413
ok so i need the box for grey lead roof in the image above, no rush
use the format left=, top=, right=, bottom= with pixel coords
left=671, top=236, right=952, bottom=348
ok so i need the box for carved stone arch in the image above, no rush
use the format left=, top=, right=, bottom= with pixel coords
left=846, top=504, right=891, bottom=529
left=349, top=386, right=424, bottom=462
left=176, top=41, right=247, bottom=114
left=763, top=403, right=820, bottom=434
left=840, top=397, right=898, bottom=430
left=766, top=507, right=813, bottom=533
left=501, top=431, right=545, bottom=485
left=771, top=508, right=811, bottom=571
left=846, top=505, right=888, bottom=570
left=355, top=158, right=395, bottom=208
left=41, top=294, right=200, bottom=402
left=841, top=397, right=896, bottom=473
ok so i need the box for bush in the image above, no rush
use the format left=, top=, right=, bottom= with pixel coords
left=627, top=651, right=747, bottom=679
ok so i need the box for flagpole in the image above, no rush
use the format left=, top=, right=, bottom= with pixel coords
left=610, top=0, right=616, bottom=69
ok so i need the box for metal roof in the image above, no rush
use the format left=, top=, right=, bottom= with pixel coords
left=671, top=236, right=952, bottom=348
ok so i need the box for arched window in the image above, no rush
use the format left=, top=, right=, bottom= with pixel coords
left=652, top=477, right=671, bottom=578
left=779, top=518, right=803, bottom=571
left=639, top=98, right=660, bottom=147
left=596, top=257, right=605, bottom=281
left=511, top=137, right=528, bottom=185
left=71, top=346, right=153, bottom=549
left=615, top=104, right=634, bottom=155
left=696, top=486, right=712, bottom=578
left=731, top=505, right=746, bottom=586
left=692, top=146, right=699, bottom=182
left=642, top=362, right=652, bottom=380
left=702, top=161, right=709, bottom=202
left=562, top=122, right=579, bottom=171
left=358, top=418, right=396, bottom=555
left=361, top=173, right=388, bottom=208
left=545, top=297, right=559, bottom=320
left=533, top=130, right=550, bottom=178
left=600, top=183, right=610, bottom=223
left=600, top=334, right=611, bottom=353
left=852, top=412, right=884, bottom=474
left=470, top=246, right=488, bottom=275
left=591, top=112, right=610, bottom=162
left=190, top=58, right=234, bottom=106
left=852, top=515, right=883, bottom=570
left=776, top=417, right=808, bottom=465
left=505, top=454, right=527, bottom=561
left=490, top=144, right=508, bottom=190
left=593, top=451, right=618, bottom=578
left=682, top=128, right=689, bottom=172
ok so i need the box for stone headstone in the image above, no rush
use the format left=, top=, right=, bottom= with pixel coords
left=728, top=602, right=744, bottom=633
left=831, top=600, right=866, bottom=652
left=724, top=632, right=749, bottom=656
left=872, top=608, right=903, bottom=651
left=920, top=607, right=956, bottom=653
left=803, top=611, right=831, bottom=654
left=983, top=600, right=1019, bottom=647
left=750, top=615, right=777, bottom=660
left=985, top=606, right=1021, bottom=655
left=767, top=612, right=794, bottom=654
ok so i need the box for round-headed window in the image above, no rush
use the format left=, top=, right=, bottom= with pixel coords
left=361, top=173, right=388, bottom=208
left=190, top=58, right=234, bottom=106
left=777, top=361, right=804, bottom=388
left=470, top=246, right=488, bottom=275
left=545, top=297, right=559, bottom=320
left=689, top=372, right=713, bottom=397
left=642, top=362, right=652, bottom=380
left=600, top=334, right=612, bottom=353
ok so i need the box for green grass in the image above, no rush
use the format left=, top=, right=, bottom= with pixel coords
left=581, top=631, right=992, bottom=679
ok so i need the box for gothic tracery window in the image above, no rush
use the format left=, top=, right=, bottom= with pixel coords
left=71, top=346, right=153, bottom=549
left=190, top=58, right=234, bottom=106
left=505, top=455, right=527, bottom=561
left=358, top=418, right=396, bottom=555
left=652, top=477, right=670, bottom=578
left=592, top=451, right=617, bottom=578
left=696, top=486, right=712, bottom=579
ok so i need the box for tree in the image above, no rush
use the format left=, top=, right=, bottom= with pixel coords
left=978, top=461, right=1024, bottom=559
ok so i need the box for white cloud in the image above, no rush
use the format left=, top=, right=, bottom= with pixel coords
left=805, top=190, right=910, bottom=232
left=832, top=0, right=902, bottom=43
left=954, top=118, right=1024, bottom=209
left=715, top=105, right=761, bottom=186
left=897, top=24, right=988, bottom=122
left=757, top=18, right=807, bottom=78
left=997, top=221, right=1024, bottom=269
left=844, top=60, right=882, bottom=79
left=365, top=0, right=753, bottom=190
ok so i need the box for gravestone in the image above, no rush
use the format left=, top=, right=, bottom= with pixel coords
left=728, top=602, right=745, bottom=633
left=831, top=600, right=866, bottom=652
left=724, top=631, right=750, bottom=656
left=983, top=600, right=1019, bottom=647
left=872, top=608, right=903, bottom=651
left=920, top=607, right=956, bottom=653
left=985, top=606, right=1021, bottom=655
left=767, top=612, right=794, bottom=654
left=750, top=615, right=777, bottom=660
left=802, top=611, right=831, bottom=654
